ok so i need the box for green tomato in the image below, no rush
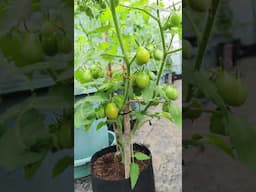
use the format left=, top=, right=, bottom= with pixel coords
left=170, top=12, right=181, bottom=27
left=57, top=35, right=72, bottom=54
left=162, top=101, right=171, bottom=112
left=148, top=71, right=156, bottom=80
left=183, top=40, right=193, bottom=59
left=165, top=85, right=178, bottom=100
left=21, top=33, right=43, bottom=64
left=153, top=49, right=163, bottom=61
left=90, top=64, right=103, bottom=79
left=216, top=71, right=248, bottom=106
left=75, top=68, right=93, bottom=83
left=152, top=98, right=160, bottom=106
left=185, top=99, right=202, bottom=120
left=41, top=21, right=56, bottom=36
left=135, top=46, right=150, bottom=65
left=105, top=103, right=119, bottom=120
left=41, top=34, right=58, bottom=56
left=135, top=71, right=150, bottom=89
left=189, top=0, right=211, bottom=12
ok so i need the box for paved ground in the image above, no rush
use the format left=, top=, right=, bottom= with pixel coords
left=74, top=80, right=182, bottom=192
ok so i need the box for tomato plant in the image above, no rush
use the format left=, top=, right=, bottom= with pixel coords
left=75, top=0, right=182, bottom=189
left=183, top=0, right=255, bottom=170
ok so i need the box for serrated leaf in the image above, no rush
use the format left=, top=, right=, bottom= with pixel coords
left=134, top=152, right=150, bottom=161
left=130, top=162, right=140, bottom=189
left=52, top=156, right=73, bottom=177
left=207, top=134, right=235, bottom=159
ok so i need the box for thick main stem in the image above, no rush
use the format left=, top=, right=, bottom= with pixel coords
left=123, top=104, right=131, bottom=178
left=109, top=0, right=131, bottom=179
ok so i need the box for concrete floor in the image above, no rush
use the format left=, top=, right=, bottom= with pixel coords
left=74, top=80, right=182, bottom=192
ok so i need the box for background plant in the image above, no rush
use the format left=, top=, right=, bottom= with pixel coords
left=0, top=0, right=73, bottom=179
left=183, top=0, right=256, bottom=170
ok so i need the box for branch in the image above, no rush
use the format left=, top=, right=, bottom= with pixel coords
left=194, top=0, right=221, bottom=71
left=120, top=4, right=159, bottom=22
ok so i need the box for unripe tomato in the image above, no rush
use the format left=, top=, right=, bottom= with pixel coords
left=90, top=64, right=103, bottom=79
left=165, top=85, right=178, bottom=100
left=215, top=71, right=248, bottom=106
left=75, top=68, right=93, bottom=83
left=148, top=71, right=156, bottom=80
left=153, top=49, right=163, bottom=61
left=183, top=40, right=193, bottom=59
left=152, top=98, right=160, bottom=106
left=21, top=33, right=43, bottom=64
left=135, top=71, right=150, bottom=89
left=185, top=99, right=202, bottom=120
left=189, top=0, right=211, bottom=12
left=170, top=12, right=181, bottom=27
left=135, top=46, right=150, bottom=65
left=105, top=103, right=119, bottom=120
left=40, top=21, right=56, bottom=36
left=57, top=35, right=72, bottom=54
left=41, top=34, right=58, bottom=56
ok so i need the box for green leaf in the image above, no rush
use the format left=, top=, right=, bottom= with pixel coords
left=227, top=115, right=256, bottom=169
left=52, top=156, right=73, bottom=177
left=207, top=134, right=235, bottom=159
left=210, top=111, right=227, bottom=136
left=0, top=126, right=45, bottom=171
left=87, top=25, right=111, bottom=34
left=141, top=82, right=155, bottom=103
left=130, top=162, right=140, bottom=189
left=134, top=152, right=150, bottom=161
left=17, top=109, right=50, bottom=147
left=96, top=121, right=106, bottom=130
left=169, top=104, right=182, bottom=128
left=24, top=159, right=43, bottom=180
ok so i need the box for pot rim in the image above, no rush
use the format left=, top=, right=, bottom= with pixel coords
left=90, top=143, right=152, bottom=181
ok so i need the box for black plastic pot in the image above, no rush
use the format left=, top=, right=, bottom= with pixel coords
left=91, top=144, right=156, bottom=192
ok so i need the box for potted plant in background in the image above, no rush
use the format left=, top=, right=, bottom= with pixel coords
left=74, top=0, right=182, bottom=191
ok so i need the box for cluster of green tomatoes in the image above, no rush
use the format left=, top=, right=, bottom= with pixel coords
left=21, top=20, right=72, bottom=65
left=75, top=64, right=105, bottom=84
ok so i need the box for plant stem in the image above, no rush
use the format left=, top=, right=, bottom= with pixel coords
left=123, top=104, right=131, bottom=178
left=183, top=9, right=200, bottom=41
left=194, top=0, right=221, bottom=71
left=120, top=4, right=159, bottom=22
left=109, top=0, right=132, bottom=179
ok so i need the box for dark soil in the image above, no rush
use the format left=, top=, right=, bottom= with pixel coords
left=92, top=152, right=150, bottom=180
